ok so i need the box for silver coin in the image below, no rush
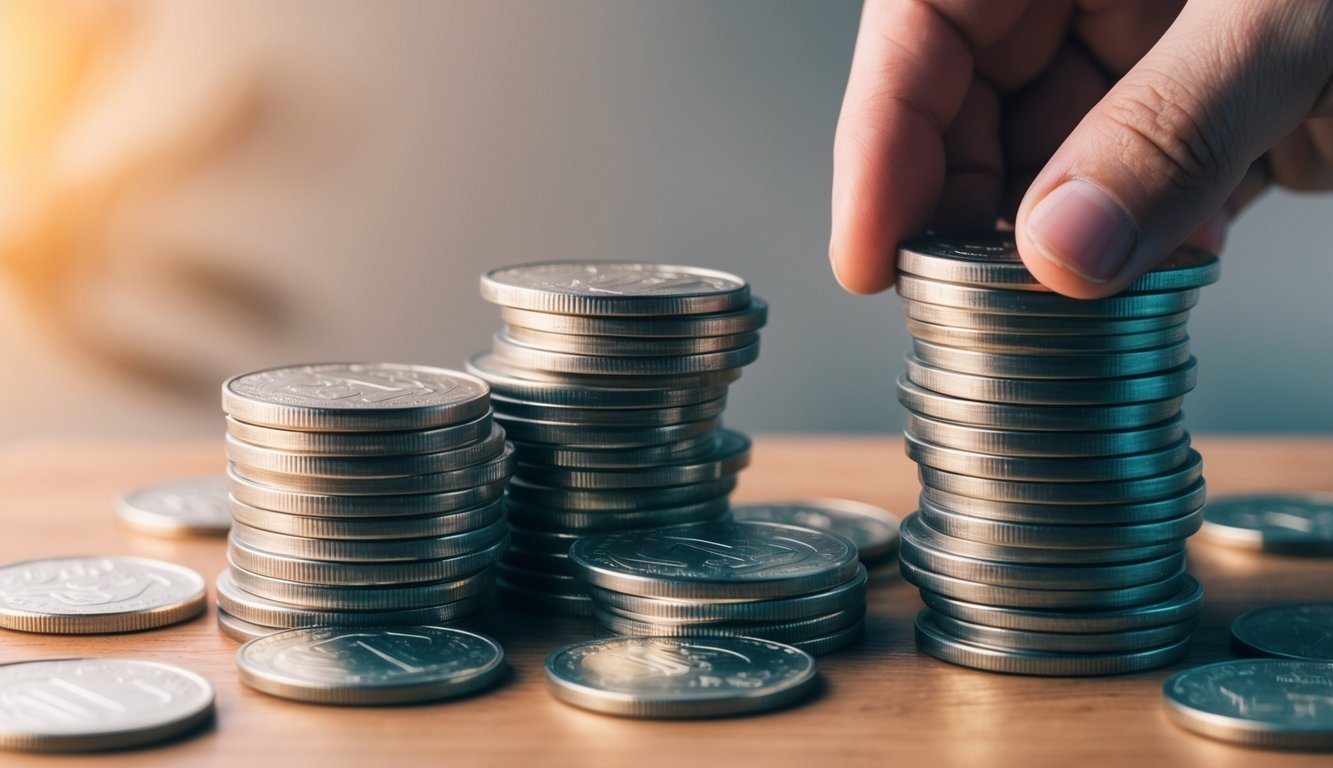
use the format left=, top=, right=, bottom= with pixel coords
left=920, top=575, right=1204, bottom=634
left=904, top=511, right=1186, bottom=564
left=912, top=337, right=1192, bottom=380
left=903, top=300, right=1192, bottom=334
left=919, top=449, right=1203, bottom=504
left=116, top=475, right=231, bottom=538
left=223, top=363, right=491, bottom=432
left=492, top=333, right=761, bottom=376
left=480, top=261, right=750, bottom=316
left=227, top=443, right=514, bottom=495
left=543, top=635, right=817, bottom=718
left=897, top=377, right=1184, bottom=432
left=1200, top=493, right=1333, bottom=554
left=898, top=234, right=1220, bottom=292
left=227, top=534, right=508, bottom=586
left=215, top=571, right=488, bottom=629
left=502, top=496, right=730, bottom=533
left=504, top=326, right=760, bottom=357
left=920, top=480, right=1207, bottom=525
left=905, top=432, right=1192, bottom=482
left=595, top=605, right=865, bottom=644
left=905, top=412, right=1186, bottom=458
left=1231, top=604, right=1333, bottom=661
left=729, top=499, right=900, bottom=562
left=469, top=350, right=743, bottom=389
left=469, top=352, right=730, bottom=408
left=497, top=579, right=595, bottom=617
left=904, top=318, right=1189, bottom=353
left=227, top=467, right=507, bottom=518
left=237, top=625, right=506, bottom=705
left=508, top=434, right=718, bottom=469
left=0, top=556, right=206, bottom=634
left=588, top=567, right=868, bottom=623
left=897, top=274, right=1199, bottom=317
left=790, top=619, right=866, bottom=656
left=900, top=515, right=1186, bottom=588
left=568, top=521, right=860, bottom=600
left=224, top=425, right=506, bottom=478
left=0, top=659, right=214, bottom=752
left=1163, top=659, right=1333, bottom=748
left=217, top=609, right=279, bottom=642
left=224, top=412, right=493, bottom=457
left=495, top=414, right=721, bottom=448
left=515, top=430, right=750, bottom=490
left=226, top=565, right=494, bottom=610
left=492, top=395, right=727, bottom=427
left=900, top=554, right=1187, bottom=610
left=230, top=518, right=509, bottom=563
left=905, top=355, right=1197, bottom=405
left=915, top=609, right=1192, bottom=676
left=917, top=500, right=1203, bottom=549
left=930, top=610, right=1199, bottom=653
left=499, top=297, right=768, bottom=337
left=228, top=497, right=504, bottom=540
left=506, top=476, right=737, bottom=512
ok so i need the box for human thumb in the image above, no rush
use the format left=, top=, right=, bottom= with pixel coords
left=1015, top=0, right=1333, bottom=298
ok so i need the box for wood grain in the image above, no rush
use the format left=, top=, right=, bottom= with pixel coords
left=0, top=436, right=1331, bottom=767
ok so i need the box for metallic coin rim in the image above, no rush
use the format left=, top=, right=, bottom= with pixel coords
left=595, top=604, right=866, bottom=643
left=587, top=567, right=868, bottom=622
left=226, top=535, right=508, bottom=586
left=0, top=556, right=207, bottom=634
left=1229, top=603, right=1333, bottom=661
left=114, top=476, right=231, bottom=538
left=1163, top=659, right=1333, bottom=748
left=493, top=395, right=727, bottom=427
left=226, top=564, right=495, bottom=610
left=228, top=497, right=504, bottom=540
left=229, top=518, right=509, bottom=563
left=480, top=261, right=750, bottom=316
left=506, top=475, right=738, bottom=512
left=224, top=412, right=493, bottom=457
left=499, top=297, right=768, bottom=337
left=905, top=432, right=1193, bottom=482
left=903, top=511, right=1186, bottom=564
left=216, top=571, right=490, bottom=628
left=503, top=326, right=760, bottom=356
left=897, top=275, right=1199, bottom=318
left=905, top=412, right=1186, bottom=458
left=514, top=431, right=750, bottom=490
left=502, top=496, right=730, bottom=533
left=1199, top=492, right=1333, bottom=553
left=897, top=377, right=1184, bottom=432
left=917, top=501, right=1204, bottom=549
left=903, top=300, right=1193, bottom=334
left=728, top=499, right=901, bottom=563
left=904, top=318, right=1190, bottom=353
left=223, top=426, right=506, bottom=478
left=918, top=449, right=1203, bottom=504
left=905, top=355, right=1198, bottom=405
left=930, top=608, right=1199, bottom=653
left=919, top=481, right=1208, bottom=525
left=226, top=468, right=506, bottom=517
left=911, top=337, right=1193, bottom=380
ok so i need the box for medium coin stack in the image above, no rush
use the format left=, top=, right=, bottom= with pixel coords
left=893, top=233, right=1218, bottom=676
left=469, top=262, right=765, bottom=615
left=217, top=363, right=514, bottom=639
left=568, top=521, right=867, bottom=655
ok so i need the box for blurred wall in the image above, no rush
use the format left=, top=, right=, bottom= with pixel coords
left=0, top=0, right=1329, bottom=444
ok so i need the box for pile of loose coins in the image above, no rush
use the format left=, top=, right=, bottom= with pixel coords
left=217, top=363, right=514, bottom=639
left=568, top=520, right=867, bottom=655
left=468, top=262, right=765, bottom=615
left=893, top=233, right=1218, bottom=675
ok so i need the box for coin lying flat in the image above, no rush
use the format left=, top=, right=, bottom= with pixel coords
left=729, top=499, right=900, bottom=563
left=469, top=352, right=731, bottom=409
left=116, top=475, right=231, bottom=538
left=480, top=262, right=750, bottom=316
left=905, top=412, right=1186, bottom=458
left=237, top=626, right=506, bottom=705
left=588, top=566, right=868, bottom=623
left=1163, top=659, right=1333, bottom=749
left=905, top=355, right=1198, bottom=406
left=904, top=318, right=1189, bottom=353
left=904, top=299, right=1192, bottom=334
left=1231, top=603, right=1333, bottom=661
left=897, top=274, right=1199, bottom=317
left=920, top=481, right=1208, bottom=526
left=544, top=635, right=817, bottom=718
left=896, top=377, right=1185, bottom=432
left=224, top=412, right=494, bottom=457
left=1200, top=493, right=1333, bottom=554
left=0, top=557, right=206, bottom=634
left=499, top=297, right=768, bottom=337
left=0, top=659, right=214, bottom=752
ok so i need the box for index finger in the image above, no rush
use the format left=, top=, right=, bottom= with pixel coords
left=830, top=0, right=1031, bottom=294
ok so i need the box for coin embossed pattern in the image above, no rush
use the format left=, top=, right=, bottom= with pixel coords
left=894, top=233, right=1217, bottom=675
left=730, top=499, right=901, bottom=564
left=0, top=659, right=215, bottom=752
left=471, top=262, right=765, bottom=615
left=0, top=556, right=206, bottom=634
left=1163, top=659, right=1333, bottom=749
left=116, top=475, right=231, bottom=537
left=1200, top=493, right=1333, bottom=554
left=544, top=635, right=817, bottom=718
left=568, top=521, right=866, bottom=655
left=1230, top=603, right=1333, bottom=661
left=236, top=626, right=506, bottom=705
left=218, top=363, right=513, bottom=637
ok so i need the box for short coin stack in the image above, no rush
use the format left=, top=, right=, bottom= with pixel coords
left=469, top=262, right=765, bottom=615
left=568, top=521, right=866, bottom=655
left=218, top=363, right=513, bottom=639
left=893, top=233, right=1217, bottom=675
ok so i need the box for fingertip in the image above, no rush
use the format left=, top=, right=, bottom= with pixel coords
left=829, top=234, right=895, bottom=295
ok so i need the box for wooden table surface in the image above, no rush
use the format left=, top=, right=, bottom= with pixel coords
left=1, top=435, right=1332, bottom=767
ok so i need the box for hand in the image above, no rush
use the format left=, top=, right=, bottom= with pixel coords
left=829, top=0, right=1333, bottom=298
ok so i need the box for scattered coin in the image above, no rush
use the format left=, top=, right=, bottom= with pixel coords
left=1231, top=603, right=1333, bottom=661
left=0, top=556, right=206, bottom=634
left=1200, top=493, right=1333, bottom=554
left=480, top=262, right=750, bottom=316
left=1163, top=659, right=1333, bottom=749
left=730, top=499, right=900, bottom=562
left=116, top=475, right=231, bottom=538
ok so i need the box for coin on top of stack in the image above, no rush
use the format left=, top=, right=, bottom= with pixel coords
left=217, top=363, right=513, bottom=640
left=568, top=520, right=866, bottom=655
left=893, top=232, right=1218, bottom=676
left=469, top=262, right=765, bottom=616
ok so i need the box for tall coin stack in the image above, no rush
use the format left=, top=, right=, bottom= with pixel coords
left=893, top=233, right=1217, bottom=676
left=216, top=363, right=514, bottom=640
left=468, top=262, right=764, bottom=616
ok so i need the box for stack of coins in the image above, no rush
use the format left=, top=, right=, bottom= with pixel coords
left=568, top=521, right=866, bottom=655
left=893, top=233, right=1217, bottom=675
left=468, top=262, right=765, bottom=615
left=217, top=363, right=513, bottom=639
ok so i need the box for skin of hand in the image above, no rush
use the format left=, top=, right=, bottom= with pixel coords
left=830, top=0, right=1333, bottom=298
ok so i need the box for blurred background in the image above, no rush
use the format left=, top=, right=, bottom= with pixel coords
left=1, top=0, right=1329, bottom=446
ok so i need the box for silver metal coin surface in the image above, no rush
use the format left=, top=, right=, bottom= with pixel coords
left=499, top=297, right=767, bottom=337
left=911, top=337, right=1192, bottom=380
left=1163, top=659, right=1333, bottom=748
left=468, top=352, right=730, bottom=409
left=237, top=625, right=506, bottom=705
left=568, top=521, right=860, bottom=600
left=503, top=326, right=759, bottom=357
left=905, top=355, right=1197, bottom=405
left=0, top=659, right=214, bottom=752
left=1200, top=493, right=1333, bottom=554
left=1231, top=603, right=1333, bottom=661
left=897, top=274, right=1199, bottom=318
left=918, top=449, right=1203, bottom=504
left=223, top=425, right=506, bottom=478
left=904, top=318, right=1189, bottom=353
left=480, top=261, right=750, bottom=316
left=491, top=333, right=760, bottom=376
left=896, top=377, right=1185, bottom=432
left=729, top=499, right=900, bottom=562
left=543, top=635, right=817, bottom=718
left=224, top=412, right=493, bottom=457
left=0, top=556, right=206, bottom=634
left=903, top=299, right=1192, bottom=334
left=905, top=412, right=1186, bottom=458
left=588, top=566, right=868, bottom=623
left=223, top=363, right=490, bottom=432
left=905, top=432, right=1192, bottom=483
left=116, top=475, right=231, bottom=538
left=227, top=467, right=507, bottom=517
